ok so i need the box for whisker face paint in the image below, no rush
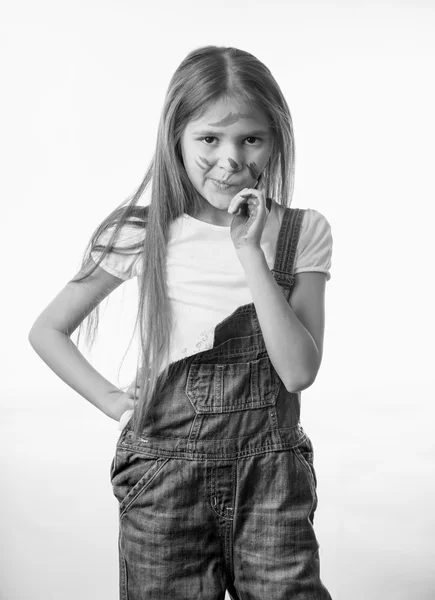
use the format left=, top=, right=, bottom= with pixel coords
left=247, top=161, right=260, bottom=180
left=181, top=97, right=272, bottom=224
left=195, top=156, right=212, bottom=170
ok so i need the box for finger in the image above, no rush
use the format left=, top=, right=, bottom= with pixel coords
left=126, top=382, right=139, bottom=397
left=129, top=367, right=147, bottom=390
left=126, top=396, right=139, bottom=411
left=228, top=188, right=256, bottom=213
left=228, top=188, right=265, bottom=214
left=256, top=177, right=266, bottom=192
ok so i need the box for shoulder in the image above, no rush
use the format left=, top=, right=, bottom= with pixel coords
left=90, top=207, right=148, bottom=280
left=292, top=208, right=333, bottom=281
left=116, top=220, right=147, bottom=247
left=273, top=204, right=331, bottom=234
left=300, top=208, right=332, bottom=234
left=297, top=208, right=333, bottom=249
left=95, top=214, right=147, bottom=251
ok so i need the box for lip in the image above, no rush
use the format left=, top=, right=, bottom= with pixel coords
left=211, top=178, right=238, bottom=187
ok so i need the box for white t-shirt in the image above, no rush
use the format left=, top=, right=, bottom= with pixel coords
left=91, top=203, right=333, bottom=430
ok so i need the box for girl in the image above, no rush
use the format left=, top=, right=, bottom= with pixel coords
left=29, top=45, right=333, bottom=599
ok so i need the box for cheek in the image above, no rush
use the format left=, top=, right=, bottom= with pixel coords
left=247, top=161, right=260, bottom=180
left=195, top=155, right=211, bottom=170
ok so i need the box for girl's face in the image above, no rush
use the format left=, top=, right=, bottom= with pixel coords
left=180, top=97, right=273, bottom=225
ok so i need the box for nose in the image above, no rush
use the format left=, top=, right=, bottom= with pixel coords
left=218, top=158, right=243, bottom=175
left=216, top=146, right=244, bottom=173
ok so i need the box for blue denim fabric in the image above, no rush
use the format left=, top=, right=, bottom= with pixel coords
left=110, top=208, right=333, bottom=599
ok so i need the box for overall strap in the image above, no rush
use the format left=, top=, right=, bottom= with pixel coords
left=271, top=207, right=305, bottom=298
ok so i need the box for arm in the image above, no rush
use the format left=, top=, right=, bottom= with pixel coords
left=237, top=248, right=326, bottom=393
left=28, top=261, right=135, bottom=421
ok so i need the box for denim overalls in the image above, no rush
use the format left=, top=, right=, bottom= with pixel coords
left=110, top=207, right=333, bottom=600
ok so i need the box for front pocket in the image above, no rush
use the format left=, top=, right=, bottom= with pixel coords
left=185, top=356, right=281, bottom=414
left=293, top=437, right=318, bottom=494
left=111, top=447, right=169, bottom=517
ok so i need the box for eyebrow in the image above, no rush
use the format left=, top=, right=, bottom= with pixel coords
left=192, top=129, right=269, bottom=136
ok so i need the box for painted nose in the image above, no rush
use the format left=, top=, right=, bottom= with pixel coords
left=219, top=157, right=242, bottom=173
left=227, top=158, right=240, bottom=170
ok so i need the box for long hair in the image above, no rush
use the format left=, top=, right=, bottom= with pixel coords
left=72, top=45, right=296, bottom=441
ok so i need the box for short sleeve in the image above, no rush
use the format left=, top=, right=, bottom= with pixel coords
left=90, top=222, right=145, bottom=281
left=293, top=209, right=333, bottom=281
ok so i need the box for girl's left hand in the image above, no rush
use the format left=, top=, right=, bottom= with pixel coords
left=228, top=181, right=272, bottom=251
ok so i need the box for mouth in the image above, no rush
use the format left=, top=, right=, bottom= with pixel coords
left=210, top=178, right=239, bottom=190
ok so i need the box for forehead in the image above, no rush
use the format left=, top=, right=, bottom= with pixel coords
left=186, top=97, right=269, bottom=131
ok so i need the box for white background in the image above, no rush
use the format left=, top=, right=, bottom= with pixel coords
left=2, top=0, right=434, bottom=598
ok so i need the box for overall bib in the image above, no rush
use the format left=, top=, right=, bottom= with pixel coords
left=110, top=207, right=333, bottom=600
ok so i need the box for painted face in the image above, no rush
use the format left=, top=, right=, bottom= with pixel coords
left=180, top=97, right=273, bottom=224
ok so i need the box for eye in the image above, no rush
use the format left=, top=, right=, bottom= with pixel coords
left=201, top=136, right=217, bottom=144
left=199, top=136, right=261, bottom=145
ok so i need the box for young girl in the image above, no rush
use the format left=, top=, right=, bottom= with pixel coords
left=29, top=45, right=333, bottom=599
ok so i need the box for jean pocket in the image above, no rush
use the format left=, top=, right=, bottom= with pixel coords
left=293, top=437, right=318, bottom=496
left=185, top=356, right=281, bottom=414
left=110, top=447, right=169, bottom=518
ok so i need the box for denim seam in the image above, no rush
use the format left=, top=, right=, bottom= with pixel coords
left=192, top=341, right=265, bottom=360
left=268, top=405, right=284, bottom=445
left=186, top=413, right=203, bottom=453
left=210, top=303, right=257, bottom=336
left=122, top=421, right=302, bottom=442
left=116, top=438, right=308, bottom=461
left=119, top=530, right=128, bottom=600
left=208, top=464, right=234, bottom=522
left=224, top=520, right=234, bottom=581
left=293, top=447, right=317, bottom=510
left=118, top=457, right=170, bottom=519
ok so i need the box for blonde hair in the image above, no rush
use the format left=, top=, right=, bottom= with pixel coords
left=72, top=44, right=296, bottom=441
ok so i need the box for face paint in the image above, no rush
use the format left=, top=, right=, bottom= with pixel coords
left=195, top=156, right=212, bottom=170
left=247, top=161, right=260, bottom=180
left=197, top=154, right=254, bottom=178
left=208, top=111, right=250, bottom=128
left=227, top=158, right=239, bottom=170
left=180, top=96, right=272, bottom=225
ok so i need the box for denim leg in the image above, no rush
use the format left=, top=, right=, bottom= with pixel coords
left=112, top=450, right=227, bottom=599
left=231, top=448, right=332, bottom=599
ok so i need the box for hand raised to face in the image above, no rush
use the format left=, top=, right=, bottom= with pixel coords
left=227, top=180, right=271, bottom=251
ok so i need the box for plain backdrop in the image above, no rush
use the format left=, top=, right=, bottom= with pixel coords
left=2, top=0, right=434, bottom=598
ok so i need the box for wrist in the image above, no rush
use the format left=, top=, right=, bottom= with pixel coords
left=104, top=389, right=125, bottom=421
left=236, top=246, right=265, bottom=265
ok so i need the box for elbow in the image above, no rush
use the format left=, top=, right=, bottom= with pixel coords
left=28, top=325, right=36, bottom=345
left=285, top=376, right=314, bottom=393
left=285, top=374, right=316, bottom=393
left=29, top=324, right=69, bottom=351
left=284, top=358, right=322, bottom=394
left=28, top=325, right=41, bottom=350
left=28, top=324, right=49, bottom=349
